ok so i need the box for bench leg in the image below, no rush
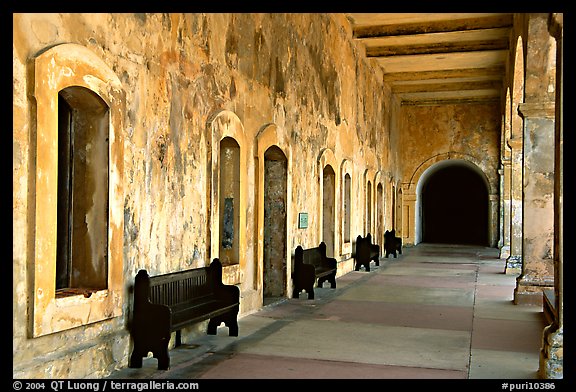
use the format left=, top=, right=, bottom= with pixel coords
left=148, top=337, right=170, bottom=370
left=157, top=345, right=170, bottom=370
left=307, top=288, right=315, bottom=300
left=213, top=313, right=239, bottom=337
left=227, top=319, right=239, bottom=336
left=329, top=274, right=336, bottom=289
left=129, top=348, right=143, bottom=368
left=207, top=318, right=220, bottom=335
left=293, top=287, right=299, bottom=299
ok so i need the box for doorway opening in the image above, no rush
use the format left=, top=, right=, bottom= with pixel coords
left=263, top=146, right=288, bottom=303
left=322, top=165, right=336, bottom=257
left=420, top=162, right=489, bottom=246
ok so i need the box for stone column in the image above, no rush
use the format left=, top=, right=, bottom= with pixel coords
left=499, top=160, right=512, bottom=259
left=513, top=102, right=555, bottom=305
left=505, top=137, right=523, bottom=273
left=488, top=193, right=499, bottom=248
left=539, top=12, right=563, bottom=379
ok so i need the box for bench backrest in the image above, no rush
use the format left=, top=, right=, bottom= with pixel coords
left=134, top=259, right=224, bottom=309
left=295, top=242, right=329, bottom=269
left=149, top=268, right=213, bottom=307
left=355, top=235, right=371, bottom=259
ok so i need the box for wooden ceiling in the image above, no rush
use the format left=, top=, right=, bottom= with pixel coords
left=345, top=13, right=513, bottom=105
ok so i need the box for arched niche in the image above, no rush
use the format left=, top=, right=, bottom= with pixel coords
left=340, top=159, right=354, bottom=255
left=318, top=148, right=339, bottom=257
left=206, top=110, right=247, bottom=285
left=255, top=123, right=292, bottom=302
left=31, top=43, right=125, bottom=337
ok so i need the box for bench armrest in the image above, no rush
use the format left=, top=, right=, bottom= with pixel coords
left=325, top=257, right=337, bottom=269
left=132, top=302, right=172, bottom=338
left=214, top=284, right=240, bottom=304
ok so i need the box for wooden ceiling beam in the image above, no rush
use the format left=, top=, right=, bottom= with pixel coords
left=383, top=67, right=505, bottom=82
left=361, top=28, right=510, bottom=57
left=391, top=79, right=502, bottom=93
left=352, top=14, right=513, bottom=38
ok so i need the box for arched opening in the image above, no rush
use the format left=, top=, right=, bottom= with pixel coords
left=56, top=86, right=110, bottom=293
left=391, top=185, right=396, bottom=230
left=376, top=182, right=384, bottom=250
left=322, top=164, right=336, bottom=257
left=263, top=146, right=288, bottom=300
left=219, top=137, right=240, bottom=266
left=420, top=162, right=489, bottom=246
left=343, top=173, right=351, bottom=243
left=366, top=180, right=372, bottom=235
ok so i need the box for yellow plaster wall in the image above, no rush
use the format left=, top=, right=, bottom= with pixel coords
left=13, top=13, right=395, bottom=377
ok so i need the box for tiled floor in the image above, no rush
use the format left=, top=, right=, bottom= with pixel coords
left=108, top=243, right=547, bottom=380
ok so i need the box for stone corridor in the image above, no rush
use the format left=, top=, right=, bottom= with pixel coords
left=13, top=13, right=563, bottom=380
left=109, top=244, right=546, bottom=380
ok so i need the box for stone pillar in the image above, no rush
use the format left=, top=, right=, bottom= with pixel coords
left=513, top=102, right=555, bottom=305
left=488, top=193, right=499, bottom=248
left=499, top=160, right=512, bottom=259
left=539, top=12, right=563, bottom=379
left=506, top=137, right=523, bottom=273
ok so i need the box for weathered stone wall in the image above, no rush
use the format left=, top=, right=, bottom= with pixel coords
left=13, top=13, right=394, bottom=378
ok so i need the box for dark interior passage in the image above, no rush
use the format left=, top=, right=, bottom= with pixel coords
left=422, top=165, right=488, bottom=246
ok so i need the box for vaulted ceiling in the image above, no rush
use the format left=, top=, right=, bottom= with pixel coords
left=345, top=13, right=513, bottom=105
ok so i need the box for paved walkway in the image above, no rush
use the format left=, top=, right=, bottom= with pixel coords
left=109, top=243, right=546, bottom=380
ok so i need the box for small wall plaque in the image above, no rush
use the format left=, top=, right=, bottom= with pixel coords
left=298, top=212, right=308, bottom=229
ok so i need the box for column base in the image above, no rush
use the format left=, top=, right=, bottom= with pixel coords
left=539, top=324, right=563, bottom=379
left=499, top=245, right=510, bottom=260
left=514, top=289, right=544, bottom=306
left=514, top=275, right=554, bottom=306
left=505, top=255, right=522, bottom=274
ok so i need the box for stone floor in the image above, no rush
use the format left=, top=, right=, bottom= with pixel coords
left=108, top=243, right=547, bottom=381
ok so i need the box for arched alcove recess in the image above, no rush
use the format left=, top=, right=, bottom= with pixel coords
left=340, top=159, right=354, bottom=255
left=31, top=43, right=125, bottom=337
left=206, top=110, right=247, bottom=286
left=387, top=177, right=395, bottom=232
left=373, top=170, right=385, bottom=250
left=255, top=123, right=292, bottom=301
left=363, top=168, right=376, bottom=236
left=318, top=148, right=339, bottom=258
left=403, top=152, right=497, bottom=247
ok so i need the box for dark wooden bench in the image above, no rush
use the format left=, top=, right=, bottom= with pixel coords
left=384, top=229, right=402, bottom=258
left=129, top=258, right=240, bottom=370
left=292, top=242, right=337, bottom=299
left=354, top=233, right=380, bottom=272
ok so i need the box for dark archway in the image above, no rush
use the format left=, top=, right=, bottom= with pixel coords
left=421, top=165, right=489, bottom=246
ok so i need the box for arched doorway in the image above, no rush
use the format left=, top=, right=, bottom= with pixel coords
left=263, top=146, right=288, bottom=300
left=322, top=164, right=336, bottom=257
left=420, top=162, right=489, bottom=246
